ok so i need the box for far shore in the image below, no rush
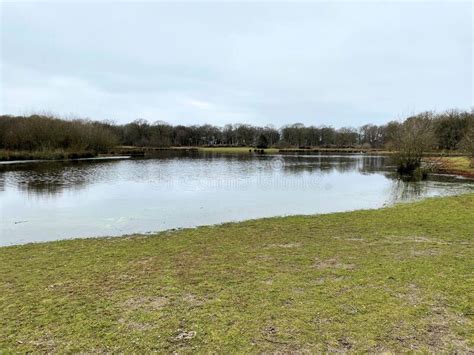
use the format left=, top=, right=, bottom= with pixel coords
left=1, top=145, right=471, bottom=159
left=1, top=147, right=472, bottom=179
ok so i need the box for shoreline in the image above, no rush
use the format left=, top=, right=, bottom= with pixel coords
left=1, top=145, right=470, bottom=159
left=0, top=155, right=132, bottom=165
left=2, top=148, right=473, bottom=184
left=1, top=192, right=473, bottom=249
left=1, top=193, right=473, bottom=352
left=424, top=156, right=474, bottom=179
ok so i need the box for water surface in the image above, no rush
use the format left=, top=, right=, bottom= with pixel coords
left=1, top=152, right=472, bottom=246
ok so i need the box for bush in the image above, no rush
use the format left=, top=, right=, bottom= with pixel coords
left=256, top=134, right=269, bottom=149
left=391, top=113, right=435, bottom=174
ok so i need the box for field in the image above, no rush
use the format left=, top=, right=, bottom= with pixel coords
left=1, top=194, right=473, bottom=352
left=426, top=156, right=474, bottom=178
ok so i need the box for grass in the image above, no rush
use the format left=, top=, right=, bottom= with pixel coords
left=278, top=147, right=391, bottom=154
left=2, top=146, right=469, bottom=161
left=1, top=194, right=473, bottom=352
left=197, top=146, right=279, bottom=154
left=197, top=147, right=466, bottom=156
left=425, top=156, right=474, bottom=178
left=0, top=149, right=96, bottom=161
left=197, top=147, right=388, bottom=154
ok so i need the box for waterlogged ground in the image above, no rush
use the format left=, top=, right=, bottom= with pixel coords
left=0, top=194, right=473, bottom=352
left=0, top=152, right=473, bottom=245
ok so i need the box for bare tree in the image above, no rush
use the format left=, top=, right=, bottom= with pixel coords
left=392, top=112, right=435, bottom=174
left=460, top=125, right=474, bottom=166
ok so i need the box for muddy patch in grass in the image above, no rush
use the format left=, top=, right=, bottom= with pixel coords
left=423, top=305, right=472, bottom=351
left=256, top=254, right=274, bottom=261
left=130, top=256, right=157, bottom=266
left=336, top=336, right=353, bottom=350
left=397, top=283, right=423, bottom=305
left=410, top=248, right=441, bottom=257
left=182, top=293, right=206, bottom=307
left=312, top=275, right=348, bottom=286
left=119, top=296, right=168, bottom=333
left=123, top=296, right=168, bottom=311
left=267, top=242, right=302, bottom=249
left=118, top=318, right=155, bottom=331
left=263, top=325, right=278, bottom=336
left=385, top=235, right=449, bottom=245
left=345, top=237, right=365, bottom=242
left=386, top=305, right=473, bottom=352
left=313, top=258, right=355, bottom=270
left=18, top=335, right=57, bottom=352
left=393, top=248, right=443, bottom=261
left=172, top=329, right=196, bottom=342
left=261, top=325, right=288, bottom=345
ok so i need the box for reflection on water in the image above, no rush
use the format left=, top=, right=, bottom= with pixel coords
left=390, top=179, right=423, bottom=201
left=0, top=153, right=390, bottom=196
left=1, top=160, right=122, bottom=196
left=0, top=152, right=472, bottom=246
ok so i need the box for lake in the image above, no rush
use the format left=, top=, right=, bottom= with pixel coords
left=1, top=152, right=472, bottom=246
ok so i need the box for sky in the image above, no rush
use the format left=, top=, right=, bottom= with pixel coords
left=0, top=1, right=472, bottom=128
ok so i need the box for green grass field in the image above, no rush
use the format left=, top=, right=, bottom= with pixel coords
left=1, top=194, right=473, bottom=352
left=430, top=156, right=474, bottom=177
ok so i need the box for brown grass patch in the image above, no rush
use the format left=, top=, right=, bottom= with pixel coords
left=123, top=296, right=168, bottom=311
left=267, top=242, right=302, bottom=249
left=313, top=258, right=355, bottom=270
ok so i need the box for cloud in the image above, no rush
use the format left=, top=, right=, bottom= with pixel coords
left=1, top=1, right=472, bottom=127
left=185, top=99, right=215, bottom=111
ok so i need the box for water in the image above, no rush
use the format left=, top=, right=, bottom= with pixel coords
left=1, top=152, right=472, bottom=246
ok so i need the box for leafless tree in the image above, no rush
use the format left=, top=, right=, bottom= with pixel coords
left=392, top=112, right=435, bottom=174
left=460, top=124, right=474, bottom=166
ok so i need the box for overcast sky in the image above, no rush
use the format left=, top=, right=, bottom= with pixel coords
left=0, top=1, right=472, bottom=127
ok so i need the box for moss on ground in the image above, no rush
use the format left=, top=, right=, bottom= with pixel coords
left=1, top=194, right=473, bottom=352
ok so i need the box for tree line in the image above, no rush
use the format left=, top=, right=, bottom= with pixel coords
left=0, top=109, right=473, bottom=154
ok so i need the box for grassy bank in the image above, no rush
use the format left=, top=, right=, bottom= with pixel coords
left=198, top=146, right=279, bottom=154
left=197, top=147, right=470, bottom=156
left=2, top=146, right=470, bottom=162
left=0, top=149, right=97, bottom=162
left=1, top=194, right=473, bottom=352
left=197, top=146, right=385, bottom=154
left=278, top=147, right=391, bottom=154
left=425, top=156, right=474, bottom=178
